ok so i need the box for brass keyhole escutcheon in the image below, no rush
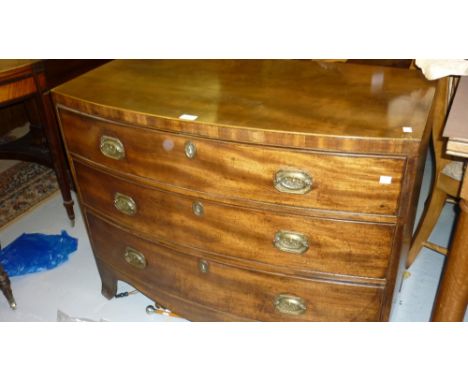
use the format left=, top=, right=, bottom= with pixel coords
left=192, top=201, right=204, bottom=217
left=184, top=141, right=197, bottom=159
left=199, top=259, right=209, bottom=273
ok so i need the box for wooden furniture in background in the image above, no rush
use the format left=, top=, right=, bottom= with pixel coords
left=52, top=60, right=435, bottom=321
left=0, top=59, right=111, bottom=225
left=432, top=76, right=468, bottom=322
left=0, top=60, right=61, bottom=310
left=0, top=262, right=16, bottom=309
left=0, top=60, right=109, bottom=310
left=407, top=77, right=462, bottom=267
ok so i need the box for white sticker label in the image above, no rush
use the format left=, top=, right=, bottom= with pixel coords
left=402, top=126, right=413, bottom=133
left=179, top=114, right=198, bottom=121
left=380, top=176, right=393, bottom=184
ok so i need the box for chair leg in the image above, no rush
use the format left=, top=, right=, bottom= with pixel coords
left=407, top=186, right=447, bottom=268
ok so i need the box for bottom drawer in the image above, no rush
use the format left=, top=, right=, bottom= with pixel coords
left=86, top=212, right=384, bottom=321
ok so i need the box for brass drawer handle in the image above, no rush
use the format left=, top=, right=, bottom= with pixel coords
left=273, top=230, right=309, bottom=254
left=114, top=192, right=137, bottom=215
left=124, top=247, right=147, bottom=269
left=274, top=170, right=313, bottom=194
left=274, top=294, right=307, bottom=315
left=100, top=135, right=125, bottom=160
left=184, top=141, right=197, bottom=159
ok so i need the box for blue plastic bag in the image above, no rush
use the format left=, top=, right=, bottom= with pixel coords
left=0, top=231, right=78, bottom=277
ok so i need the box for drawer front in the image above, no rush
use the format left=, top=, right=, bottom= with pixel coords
left=75, top=162, right=394, bottom=278
left=87, top=212, right=384, bottom=321
left=60, top=108, right=405, bottom=215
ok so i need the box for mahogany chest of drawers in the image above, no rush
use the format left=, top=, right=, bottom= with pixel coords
left=52, top=60, right=435, bottom=321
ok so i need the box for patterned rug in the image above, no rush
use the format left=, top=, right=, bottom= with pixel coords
left=0, top=161, right=59, bottom=229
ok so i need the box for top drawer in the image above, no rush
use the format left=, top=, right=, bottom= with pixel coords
left=58, top=108, right=405, bottom=215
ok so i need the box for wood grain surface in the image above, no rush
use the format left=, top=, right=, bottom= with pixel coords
left=75, top=161, right=395, bottom=279
left=53, top=60, right=435, bottom=155
left=52, top=60, right=436, bottom=321
left=87, top=212, right=384, bottom=322
left=60, top=108, right=405, bottom=215
left=0, top=60, right=38, bottom=75
left=52, top=60, right=434, bottom=139
left=0, top=77, right=37, bottom=105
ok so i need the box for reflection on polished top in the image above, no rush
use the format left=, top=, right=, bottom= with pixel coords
left=53, top=59, right=435, bottom=141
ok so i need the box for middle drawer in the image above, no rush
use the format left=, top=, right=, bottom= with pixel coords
left=75, top=161, right=394, bottom=279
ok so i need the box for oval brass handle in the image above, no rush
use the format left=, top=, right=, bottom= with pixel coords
left=274, top=294, right=307, bottom=315
left=114, top=192, right=137, bottom=215
left=100, top=135, right=125, bottom=160
left=274, top=170, right=313, bottom=194
left=273, top=230, right=309, bottom=254
left=124, top=247, right=147, bottom=269
left=184, top=141, right=197, bottom=159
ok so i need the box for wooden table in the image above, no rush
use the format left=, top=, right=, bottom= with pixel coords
left=432, top=76, right=468, bottom=321
left=0, top=59, right=109, bottom=309
left=0, top=59, right=110, bottom=223
left=0, top=60, right=75, bottom=223
left=0, top=60, right=65, bottom=309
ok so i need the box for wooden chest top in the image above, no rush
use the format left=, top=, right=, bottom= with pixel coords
left=52, top=60, right=434, bottom=153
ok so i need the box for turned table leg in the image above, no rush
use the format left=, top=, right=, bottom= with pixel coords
left=37, top=92, right=75, bottom=225
left=432, top=196, right=468, bottom=321
left=0, top=264, right=16, bottom=309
